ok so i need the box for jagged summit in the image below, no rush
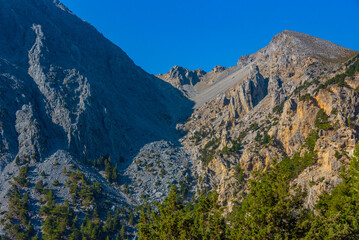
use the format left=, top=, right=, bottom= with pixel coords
left=157, top=66, right=207, bottom=98
left=158, top=30, right=357, bottom=108
left=160, top=30, right=356, bottom=92
left=212, top=65, right=226, bottom=73
left=170, top=66, right=204, bottom=80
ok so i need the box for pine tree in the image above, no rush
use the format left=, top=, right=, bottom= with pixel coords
left=128, top=209, right=135, bottom=226
left=120, top=221, right=126, bottom=239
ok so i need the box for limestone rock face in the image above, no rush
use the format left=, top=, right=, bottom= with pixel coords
left=1, top=0, right=359, bottom=235
left=268, top=74, right=285, bottom=107
left=212, top=66, right=226, bottom=73
left=161, top=30, right=356, bottom=112
left=0, top=0, right=193, bottom=234
left=0, top=0, right=192, bottom=165
left=179, top=30, right=358, bottom=210
left=166, top=65, right=206, bottom=87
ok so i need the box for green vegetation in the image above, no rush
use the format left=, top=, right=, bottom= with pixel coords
left=330, top=108, right=338, bottom=116
left=13, top=165, right=29, bottom=187
left=2, top=135, right=359, bottom=240
left=272, top=102, right=284, bottom=115
left=228, top=161, right=311, bottom=239
left=138, top=185, right=226, bottom=240
left=304, top=130, right=319, bottom=151
left=15, top=156, right=20, bottom=165
left=316, top=54, right=359, bottom=91
left=40, top=192, right=74, bottom=240
left=190, top=126, right=209, bottom=144
left=34, top=180, right=49, bottom=195
left=2, top=185, right=34, bottom=240
left=220, top=131, right=246, bottom=156
left=254, top=131, right=272, bottom=145
left=315, top=109, right=332, bottom=130
left=199, top=138, right=220, bottom=166
left=137, top=130, right=324, bottom=240
left=1, top=163, right=36, bottom=240
left=235, top=165, right=245, bottom=187
left=79, top=208, right=122, bottom=240
left=53, top=180, right=59, bottom=186
left=137, top=132, right=359, bottom=239
left=39, top=189, right=125, bottom=240
left=248, top=122, right=259, bottom=131
left=335, top=150, right=343, bottom=160
left=221, top=139, right=241, bottom=155
left=90, top=155, right=119, bottom=183
left=64, top=169, right=102, bottom=206
left=304, top=142, right=359, bottom=239
left=24, top=167, right=128, bottom=239
left=299, top=93, right=314, bottom=102
left=293, top=78, right=320, bottom=96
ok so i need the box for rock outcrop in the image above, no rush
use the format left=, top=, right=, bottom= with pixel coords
left=179, top=31, right=358, bottom=211
left=0, top=0, right=193, bottom=236
left=0, top=0, right=193, bottom=164
left=0, top=0, right=358, bottom=237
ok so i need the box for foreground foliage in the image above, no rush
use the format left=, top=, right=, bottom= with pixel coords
left=138, top=186, right=226, bottom=240
left=139, top=141, right=359, bottom=240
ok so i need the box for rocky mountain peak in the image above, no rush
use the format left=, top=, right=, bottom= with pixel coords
left=267, top=30, right=356, bottom=62
left=1, top=1, right=359, bottom=238
left=168, top=65, right=206, bottom=83
left=212, top=65, right=226, bottom=73
left=157, top=65, right=208, bottom=97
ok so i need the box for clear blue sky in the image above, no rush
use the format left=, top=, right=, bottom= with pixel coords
left=61, top=0, right=359, bottom=74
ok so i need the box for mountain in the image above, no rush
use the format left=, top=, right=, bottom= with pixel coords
left=145, top=31, right=359, bottom=239
left=157, top=65, right=227, bottom=98
left=178, top=30, right=358, bottom=211
left=0, top=0, right=193, bottom=163
left=159, top=29, right=358, bottom=210
left=159, top=30, right=356, bottom=108
left=1, top=0, right=359, bottom=239
left=0, top=0, right=193, bottom=238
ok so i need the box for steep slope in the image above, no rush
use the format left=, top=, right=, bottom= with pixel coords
left=178, top=31, right=358, bottom=211
left=1, top=0, right=358, bottom=238
left=160, top=30, right=356, bottom=108
left=0, top=0, right=192, bottom=165
left=157, top=65, right=229, bottom=98
left=138, top=54, right=359, bottom=240
left=0, top=0, right=193, bottom=238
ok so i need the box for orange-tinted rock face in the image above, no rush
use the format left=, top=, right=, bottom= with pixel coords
left=178, top=35, right=358, bottom=210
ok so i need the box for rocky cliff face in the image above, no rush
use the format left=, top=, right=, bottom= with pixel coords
left=176, top=31, right=358, bottom=211
left=157, top=65, right=229, bottom=98
left=0, top=0, right=193, bottom=236
left=0, top=0, right=192, bottom=166
left=0, top=0, right=358, bottom=238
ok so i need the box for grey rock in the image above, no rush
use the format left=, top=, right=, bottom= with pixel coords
left=124, top=140, right=194, bottom=204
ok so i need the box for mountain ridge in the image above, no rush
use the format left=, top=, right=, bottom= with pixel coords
left=1, top=1, right=359, bottom=239
left=0, top=1, right=194, bottom=237
left=158, top=30, right=357, bottom=108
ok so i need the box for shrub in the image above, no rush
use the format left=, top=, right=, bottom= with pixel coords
left=199, top=138, right=220, bottom=166
left=13, top=165, right=29, bottom=187
left=315, top=109, right=332, bottom=130
left=53, top=180, right=59, bottom=186
left=35, top=180, right=44, bottom=194
left=273, top=102, right=285, bottom=115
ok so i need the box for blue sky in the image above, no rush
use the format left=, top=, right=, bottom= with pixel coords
left=61, top=0, right=359, bottom=74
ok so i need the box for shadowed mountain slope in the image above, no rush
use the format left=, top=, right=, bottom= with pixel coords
left=0, top=0, right=193, bottom=166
